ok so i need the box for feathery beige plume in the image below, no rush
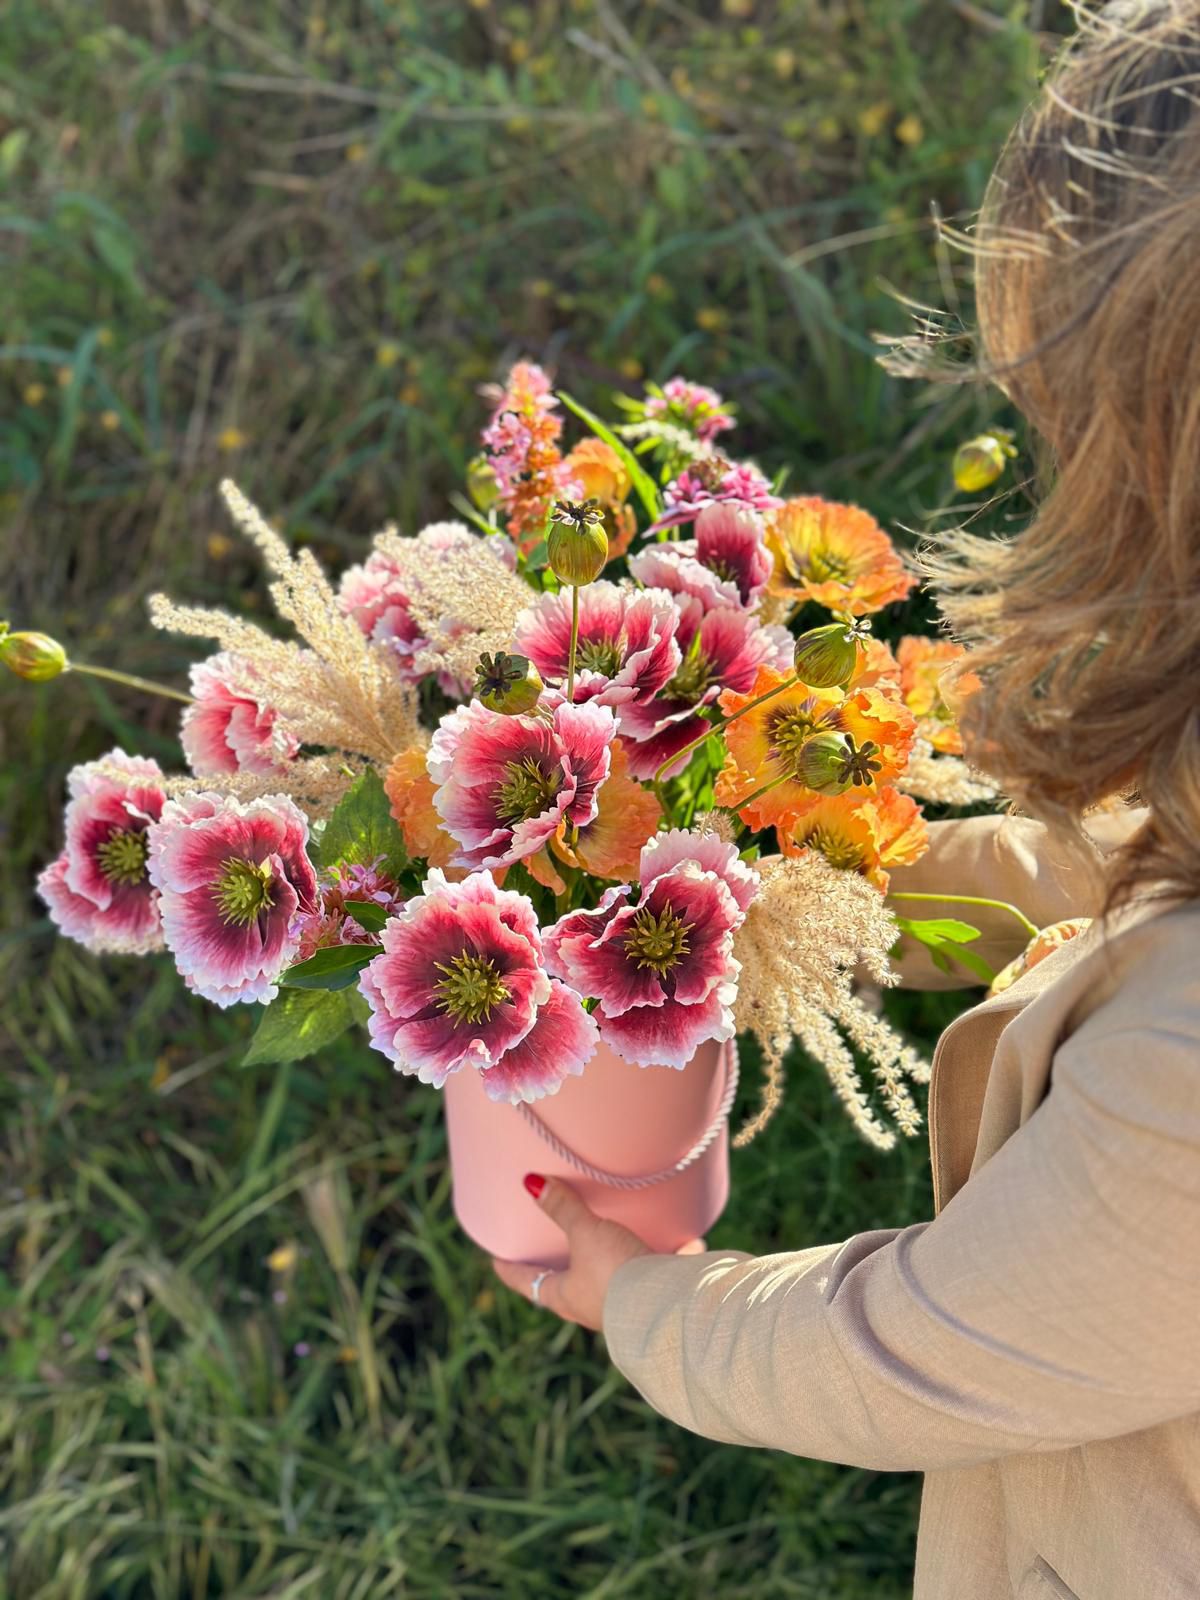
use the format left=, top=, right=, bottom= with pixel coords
left=149, top=482, right=421, bottom=770
left=899, top=737, right=999, bottom=806
left=732, top=853, right=930, bottom=1150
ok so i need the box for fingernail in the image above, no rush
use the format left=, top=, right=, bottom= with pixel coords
left=522, top=1172, right=546, bottom=1199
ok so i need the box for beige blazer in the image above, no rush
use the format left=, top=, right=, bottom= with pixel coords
left=602, top=813, right=1200, bottom=1600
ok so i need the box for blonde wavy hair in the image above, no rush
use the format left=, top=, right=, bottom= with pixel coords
left=911, top=1, right=1200, bottom=908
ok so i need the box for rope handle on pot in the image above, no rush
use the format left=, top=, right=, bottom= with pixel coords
left=514, top=1039, right=740, bottom=1191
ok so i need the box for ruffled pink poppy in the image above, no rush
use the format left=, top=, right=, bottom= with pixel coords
left=544, top=839, right=747, bottom=1070
left=478, top=978, right=599, bottom=1104
left=629, top=503, right=772, bottom=611
left=37, top=749, right=167, bottom=955
left=428, top=695, right=616, bottom=871
left=181, top=651, right=300, bottom=778
left=648, top=459, right=781, bottom=534
left=639, top=828, right=759, bottom=915
left=146, top=792, right=319, bottom=1008
left=512, top=581, right=681, bottom=710
left=618, top=601, right=793, bottom=780
left=359, top=869, right=552, bottom=1086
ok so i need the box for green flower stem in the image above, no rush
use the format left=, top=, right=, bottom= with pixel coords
left=888, top=892, right=1040, bottom=941
left=566, top=584, right=580, bottom=703
left=69, top=661, right=193, bottom=706
left=651, top=671, right=800, bottom=787
left=721, top=767, right=791, bottom=818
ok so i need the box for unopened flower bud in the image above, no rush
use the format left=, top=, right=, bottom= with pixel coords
left=791, top=618, right=868, bottom=688
left=0, top=627, right=68, bottom=682
left=548, top=498, right=608, bottom=586
left=466, top=453, right=501, bottom=512
left=473, top=651, right=544, bottom=715
left=952, top=431, right=1015, bottom=494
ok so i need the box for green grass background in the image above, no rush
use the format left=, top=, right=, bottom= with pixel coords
left=2, top=4, right=1064, bottom=1595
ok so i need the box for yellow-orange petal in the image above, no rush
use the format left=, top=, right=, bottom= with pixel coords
left=385, top=745, right=460, bottom=871
left=896, top=636, right=980, bottom=757
left=849, top=636, right=902, bottom=695
left=829, top=686, right=917, bottom=784
left=553, top=740, right=661, bottom=881
left=525, top=846, right=568, bottom=896
left=765, top=495, right=916, bottom=617
left=779, top=785, right=927, bottom=891
left=565, top=437, right=630, bottom=506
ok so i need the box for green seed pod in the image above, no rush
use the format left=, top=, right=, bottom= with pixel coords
left=952, top=433, right=1012, bottom=494
left=794, top=732, right=857, bottom=796
left=473, top=651, right=544, bottom=716
left=0, top=628, right=68, bottom=682
left=791, top=622, right=861, bottom=689
left=548, top=499, right=608, bottom=586
left=466, top=453, right=501, bottom=513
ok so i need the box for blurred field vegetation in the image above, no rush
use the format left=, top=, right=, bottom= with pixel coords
left=2, top=2, right=1065, bottom=1595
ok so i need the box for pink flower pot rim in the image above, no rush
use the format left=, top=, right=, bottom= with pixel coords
left=513, top=1036, right=740, bottom=1191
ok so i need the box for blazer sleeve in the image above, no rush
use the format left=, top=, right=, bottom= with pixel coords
left=603, top=972, right=1200, bottom=1470
left=884, top=807, right=1144, bottom=989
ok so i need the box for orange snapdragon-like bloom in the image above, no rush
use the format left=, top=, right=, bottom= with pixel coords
left=765, top=496, right=916, bottom=617
left=714, top=664, right=917, bottom=830
left=552, top=738, right=661, bottom=881
left=778, top=786, right=928, bottom=891
left=896, top=635, right=981, bottom=756
left=564, top=439, right=638, bottom=561
left=385, top=745, right=461, bottom=873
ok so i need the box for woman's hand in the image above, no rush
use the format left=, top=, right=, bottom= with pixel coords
left=491, top=1173, right=706, bottom=1331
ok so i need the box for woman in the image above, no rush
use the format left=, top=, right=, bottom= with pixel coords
left=492, top=6, right=1200, bottom=1597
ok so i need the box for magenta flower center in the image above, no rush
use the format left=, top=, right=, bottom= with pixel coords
left=494, top=757, right=561, bottom=824
left=433, top=952, right=511, bottom=1024
left=622, top=904, right=692, bottom=975
left=215, top=856, right=275, bottom=926
left=96, top=827, right=148, bottom=886
left=665, top=643, right=715, bottom=704
left=577, top=637, right=623, bottom=676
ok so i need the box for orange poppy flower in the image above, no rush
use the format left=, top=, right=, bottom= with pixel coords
left=849, top=635, right=902, bottom=695
left=551, top=739, right=661, bottom=881
left=714, top=664, right=916, bottom=830
left=384, top=745, right=461, bottom=873
left=565, top=439, right=638, bottom=560
left=765, top=496, right=916, bottom=617
left=896, top=636, right=981, bottom=756
left=778, top=785, right=929, bottom=891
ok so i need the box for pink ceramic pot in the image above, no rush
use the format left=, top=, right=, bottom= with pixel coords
left=443, top=1036, right=734, bottom=1268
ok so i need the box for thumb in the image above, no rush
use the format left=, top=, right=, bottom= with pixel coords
left=528, top=1174, right=595, bottom=1238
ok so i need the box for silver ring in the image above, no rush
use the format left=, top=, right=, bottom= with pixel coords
left=530, top=1268, right=554, bottom=1306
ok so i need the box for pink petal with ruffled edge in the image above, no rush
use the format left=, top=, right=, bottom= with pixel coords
left=638, top=828, right=759, bottom=916
left=512, top=582, right=681, bottom=709
left=595, top=985, right=736, bottom=1070
left=480, top=980, right=599, bottom=1104
left=358, top=869, right=551, bottom=1085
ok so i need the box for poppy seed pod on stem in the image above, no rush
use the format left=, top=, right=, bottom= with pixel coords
left=792, top=616, right=871, bottom=689
left=547, top=498, right=608, bottom=587
left=473, top=651, right=544, bottom=715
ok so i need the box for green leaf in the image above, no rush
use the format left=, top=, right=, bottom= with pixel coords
left=898, top=917, right=982, bottom=946
left=279, top=945, right=381, bottom=991
left=242, top=987, right=367, bottom=1067
left=556, top=390, right=662, bottom=523
left=342, top=899, right=390, bottom=934
left=314, top=767, right=407, bottom=878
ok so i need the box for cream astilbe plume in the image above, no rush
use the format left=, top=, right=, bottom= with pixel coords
left=159, top=759, right=362, bottom=821
left=732, top=853, right=931, bottom=1151
left=149, top=482, right=421, bottom=776
left=371, top=523, right=533, bottom=690
left=899, top=736, right=999, bottom=807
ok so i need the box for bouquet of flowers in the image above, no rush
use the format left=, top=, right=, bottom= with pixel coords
left=9, top=363, right=999, bottom=1151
